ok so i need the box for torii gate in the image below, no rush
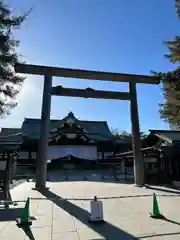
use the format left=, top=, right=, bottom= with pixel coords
left=15, top=63, right=160, bottom=189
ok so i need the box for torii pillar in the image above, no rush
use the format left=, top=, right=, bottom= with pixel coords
left=36, top=74, right=52, bottom=189
left=129, top=82, right=144, bottom=186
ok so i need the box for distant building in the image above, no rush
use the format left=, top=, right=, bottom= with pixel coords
left=0, top=112, right=131, bottom=169
left=108, top=129, right=180, bottom=184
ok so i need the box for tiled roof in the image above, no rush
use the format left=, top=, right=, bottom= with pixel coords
left=0, top=132, right=23, bottom=151
left=0, top=128, right=21, bottom=136
left=149, top=130, right=180, bottom=144
left=21, top=114, right=113, bottom=141
left=0, top=132, right=23, bottom=144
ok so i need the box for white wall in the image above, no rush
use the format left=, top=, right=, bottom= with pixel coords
left=48, top=145, right=97, bottom=160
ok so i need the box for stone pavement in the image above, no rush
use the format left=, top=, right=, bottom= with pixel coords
left=0, top=180, right=180, bottom=239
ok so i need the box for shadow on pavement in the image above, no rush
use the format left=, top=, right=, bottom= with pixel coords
left=30, top=192, right=180, bottom=202
left=138, top=231, right=180, bottom=239
left=145, top=185, right=180, bottom=195
left=0, top=207, right=25, bottom=221
left=38, top=187, right=137, bottom=240
left=162, top=217, right=180, bottom=226
left=0, top=204, right=36, bottom=222
left=30, top=194, right=152, bottom=201
left=22, top=226, right=35, bottom=240
left=0, top=189, right=12, bottom=209
left=0, top=190, right=5, bottom=200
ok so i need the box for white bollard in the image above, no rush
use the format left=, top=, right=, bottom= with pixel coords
left=89, top=196, right=104, bottom=223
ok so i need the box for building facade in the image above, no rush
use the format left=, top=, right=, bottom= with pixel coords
left=108, top=129, right=180, bottom=184
left=0, top=112, right=131, bottom=170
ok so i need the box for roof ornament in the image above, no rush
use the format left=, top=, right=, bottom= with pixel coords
left=66, top=111, right=75, bottom=126
left=68, top=111, right=74, bottom=118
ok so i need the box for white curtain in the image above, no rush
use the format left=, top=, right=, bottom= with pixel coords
left=48, top=145, right=97, bottom=160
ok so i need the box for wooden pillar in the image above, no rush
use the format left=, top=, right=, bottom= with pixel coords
left=129, top=82, right=144, bottom=186
left=121, top=160, right=125, bottom=173
left=29, top=151, right=32, bottom=160
left=102, top=151, right=104, bottom=160
left=36, top=74, right=52, bottom=189
left=4, top=153, right=13, bottom=200
left=12, top=154, right=17, bottom=180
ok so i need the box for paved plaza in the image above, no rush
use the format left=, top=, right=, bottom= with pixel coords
left=0, top=179, right=180, bottom=239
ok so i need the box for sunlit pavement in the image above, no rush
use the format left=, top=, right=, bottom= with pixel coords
left=0, top=179, right=180, bottom=240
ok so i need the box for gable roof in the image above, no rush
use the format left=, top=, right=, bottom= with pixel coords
left=21, top=113, right=113, bottom=141
left=0, top=132, right=23, bottom=151
left=149, top=130, right=180, bottom=144
left=0, top=128, right=21, bottom=136
left=0, top=132, right=23, bottom=144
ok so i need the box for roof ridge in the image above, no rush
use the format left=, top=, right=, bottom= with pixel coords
left=24, top=118, right=107, bottom=123
left=79, top=120, right=107, bottom=123
left=24, top=118, right=41, bottom=121
left=150, top=129, right=180, bottom=133
left=1, top=127, right=21, bottom=129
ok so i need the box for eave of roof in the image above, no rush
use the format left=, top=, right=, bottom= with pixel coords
left=22, top=116, right=114, bottom=141
left=149, top=129, right=180, bottom=144
left=106, top=146, right=158, bottom=160
left=0, top=132, right=23, bottom=145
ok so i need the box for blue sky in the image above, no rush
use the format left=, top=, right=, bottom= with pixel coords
left=1, top=0, right=180, bottom=133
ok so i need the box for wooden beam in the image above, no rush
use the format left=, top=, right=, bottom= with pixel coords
left=15, top=63, right=160, bottom=84
left=51, top=86, right=130, bottom=100
left=109, top=146, right=155, bottom=159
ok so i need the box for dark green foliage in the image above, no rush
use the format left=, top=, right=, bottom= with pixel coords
left=175, top=0, right=180, bottom=19
left=159, top=68, right=180, bottom=126
left=159, top=0, right=180, bottom=127
left=164, top=37, right=180, bottom=63
left=0, top=1, right=27, bottom=117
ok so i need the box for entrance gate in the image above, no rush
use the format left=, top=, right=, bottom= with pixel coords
left=15, top=63, right=160, bottom=188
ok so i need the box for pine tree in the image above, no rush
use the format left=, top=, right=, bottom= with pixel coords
left=159, top=0, right=180, bottom=127
left=0, top=1, right=27, bottom=117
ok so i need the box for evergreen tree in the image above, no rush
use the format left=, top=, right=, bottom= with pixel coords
left=0, top=1, right=27, bottom=117
left=159, top=0, right=180, bottom=127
